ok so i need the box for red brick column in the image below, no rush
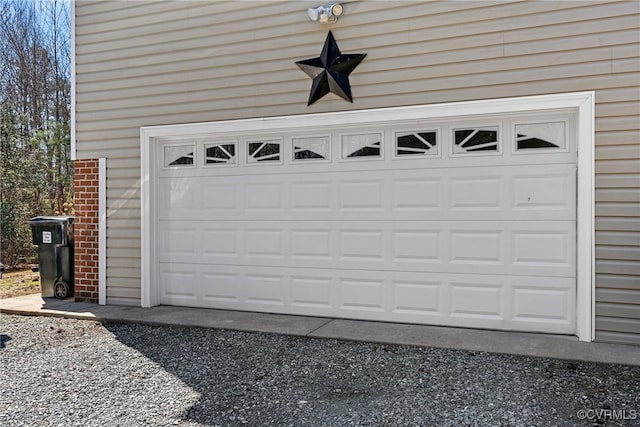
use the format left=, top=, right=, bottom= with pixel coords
left=73, top=159, right=100, bottom=302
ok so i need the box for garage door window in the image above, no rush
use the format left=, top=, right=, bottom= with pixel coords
left=342, top=133, right=383, bottom=159
left=204, top=142, right=236, bottom=165
left=515, top=122, right=566, bottom=151
left=453, top=127, right=499, bottom=154
left=292, top=136, right=330, bottom=161
left=247, top=139, right=282, bottom=164
left=395, top=130, right=438, bottom=157
left=164, top=144, right=195, bottom=167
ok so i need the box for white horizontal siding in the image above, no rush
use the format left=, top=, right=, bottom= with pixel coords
left=75, top=0, right=640, bottom=343
left=75, top=49, right=636, bottom=118
left=594, top=67, right=639, bottom=344
left=596, top=274, right=640, bottom=289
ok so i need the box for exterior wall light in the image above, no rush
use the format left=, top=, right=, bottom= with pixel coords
left=308, top=3, right=343, bottom=24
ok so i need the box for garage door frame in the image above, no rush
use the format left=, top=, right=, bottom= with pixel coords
left=140, top=91, right=595, bottom=341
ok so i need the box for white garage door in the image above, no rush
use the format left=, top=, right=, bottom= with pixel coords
left=154, top=108, right=578, bottom=334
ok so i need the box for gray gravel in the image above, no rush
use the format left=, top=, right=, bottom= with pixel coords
left=1, top=314, right=639, bottom=427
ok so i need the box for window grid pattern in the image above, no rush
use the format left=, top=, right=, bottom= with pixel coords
left=396, top=131, right=437, bottom=156
left=516, top=122, right=566, bottom=151
left=161, top=120, right=572, bottom=169
left=292, top=136, right=330, bottom=161
left=342, top=133, right=382, bottom=159
left=453, top=128, right=499, bottom=153
left=164, top=145, right=195, bottom=167
left=205, top=143, right=236, bottom=165
left=247, top=140, right=281, bottom=163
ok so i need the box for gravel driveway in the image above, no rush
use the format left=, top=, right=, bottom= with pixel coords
left=1, top=314, right=639, bottom=426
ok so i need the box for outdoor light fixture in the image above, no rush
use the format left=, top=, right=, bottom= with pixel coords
left=308, top=3, right=343, bottom=24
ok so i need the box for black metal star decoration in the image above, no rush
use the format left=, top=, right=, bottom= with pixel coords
left=296, top=31, right=367, bottom=106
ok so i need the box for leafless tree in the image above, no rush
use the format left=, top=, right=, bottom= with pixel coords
left=0, top=0, right=71, bottom=266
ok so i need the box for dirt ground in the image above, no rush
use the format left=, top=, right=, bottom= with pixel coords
left=0, top=268, right=40, bottom=298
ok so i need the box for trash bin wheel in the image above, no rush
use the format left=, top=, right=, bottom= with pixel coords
left=54, top=281, right=69, bottom=299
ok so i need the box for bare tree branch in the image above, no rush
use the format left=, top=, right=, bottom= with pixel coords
left=0, top=0, right=72, bottom=266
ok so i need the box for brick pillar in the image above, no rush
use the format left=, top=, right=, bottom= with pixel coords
left=73, top=159, right=100, bottom=302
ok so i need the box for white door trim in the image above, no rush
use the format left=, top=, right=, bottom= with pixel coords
left=98, top=157, right=107, bottom=305
left=140, top=92, right=595, bottom=341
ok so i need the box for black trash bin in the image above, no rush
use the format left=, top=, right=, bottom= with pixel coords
left=28, top=216, right=75, bottom=299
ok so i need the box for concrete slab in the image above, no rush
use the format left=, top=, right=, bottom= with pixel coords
left=309, top=319, right=640, bottom=366
left=133, top=306, right=332, bottom=336
left=44, top=301, right=96, bottom=312
left=0, top=294, right=42, bottom=308
left=1, top=296, right=638, bottom=366
left=42, top=297, right=77, bottom=309
left=0, top=298, right=331, bottom=336
left=0, top=296, right=46, bottom=313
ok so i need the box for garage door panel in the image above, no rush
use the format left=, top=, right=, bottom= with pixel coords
left=157, top=164, right=575, bottom=222
left=154, top=109, right=578, bottom=335
left=158, top=220, right=575, bottom=277
left=290, top=275, right=333, bottom=309
left=339, top=229, right=385, bottom=261
left=245, top=182, right=285, bottom=211
left=450, top=283, right=503, bottom=319
left=291, top=181, right=333, bottom=211
left=161, top=226, right=199, bottom=256
left=512, top=172, right=575, bottom=210
left=512, top=285, right=575, bottom=323
left=159, top=263, right=575, bottom=333
left=338, top=277, right=386, bottom=313
left=450, top=230, right=503, bottom=265
left=245, top=274, right=286, bottom=306
left=449, top=176, right=503, bottom=210
left=202, top=183, right=239, bottom=212
left=201, top=272, right=241, bottom=304
left=245, top=229, right=285, bottom=259
left=339, top=180, right=385, bottom=211
left=202, top=228, right=239, bottom=258
left=512, top=230, right=574, bottom=268
left=159, top=267, right=199, bottom=304
left=291, top=229, right=332, bottom=260
left=391, top=230, right=441, bottom=263
left=392, top=178, right=441, bottom=211
left=391, top=280, right=442, bottom=315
